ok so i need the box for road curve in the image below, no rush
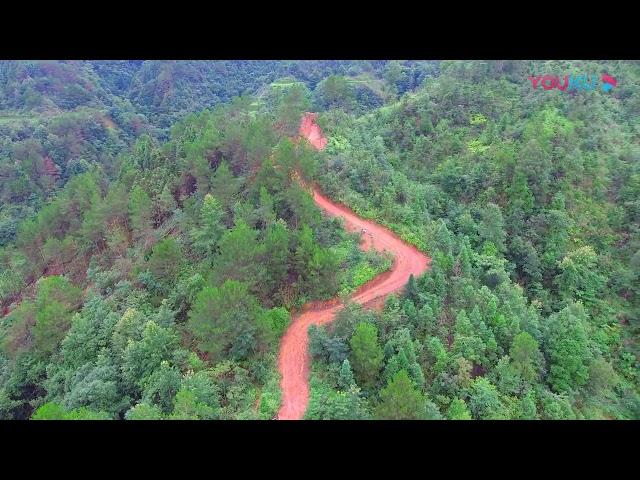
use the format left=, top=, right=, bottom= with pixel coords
left=276, top=113, right=431, bottom=420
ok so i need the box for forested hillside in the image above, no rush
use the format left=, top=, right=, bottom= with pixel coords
left=0, top=60, right=638, bottom=420
left=307, top=60, right=640, bottom=419
left=0, top=60, right=436, bottom=248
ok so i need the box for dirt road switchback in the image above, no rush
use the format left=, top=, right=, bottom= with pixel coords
left=276, top=113, right=431, bottom=420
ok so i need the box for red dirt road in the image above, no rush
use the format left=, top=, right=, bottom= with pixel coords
left=275, top=114, right=431, bottom=420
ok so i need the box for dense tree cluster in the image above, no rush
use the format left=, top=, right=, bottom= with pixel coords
left=1, top=60, right=637, bottom=420
left=0, top=61, right=437, bottom=247
left=0, top=87, right=389, bottom=419
left=305, top=60, right=639, bottom=419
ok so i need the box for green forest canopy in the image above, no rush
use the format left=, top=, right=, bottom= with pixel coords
left=0, top=60, right=638, bottom=420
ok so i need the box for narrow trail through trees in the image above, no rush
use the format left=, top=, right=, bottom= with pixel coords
left=276, top=113, right=432, bottom=420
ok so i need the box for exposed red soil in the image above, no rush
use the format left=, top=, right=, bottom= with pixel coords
left=100, top=114, right=117, bottom=130
left=299, top=112, right=328, bottom=150
left=43, top=156, right=61, bottom=180
left=276, top=113, right=431, bottom=420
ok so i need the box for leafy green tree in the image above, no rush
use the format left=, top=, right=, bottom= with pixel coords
left=258, top=307, right=290, bottom=344
left=284, top=183, right=320, bottom=228
left=554, top=246, right=606, bottom=306
left=518, top=390, right=538, bottom=419
left=141, top=361, right=182, bottom=413
left=384, top=61, right=405, bottom=94
left=539, top=391, right=576, bottom=420
left=54, top=295, right=120, bottom=370
left=32, top=402, right=111, bottom=420
left=468, top=377, right=508, bottom=420
left=121, top=321, right=180, bottom=392
left=447, top=398, right=472, bottom=420
left=510, top=236, right=543, bottom=290
left=309, top=325, right=330, bottom=361
left=294, top=224, right=339, bottom=298
left=169, top=389, right=217, bottom=420
left=125, top=403, right=164, bottom=420
left=517, top=138, right=552, bottom=203
left=34, top=303, right=71, bottom=355
left=587, top=357, right=618, bottom=398
left=404, top=274, right=419, bottom=301
left=111, top=308, right=147, bottom=355
left=175, top=370, right=220, bottom=419
left=451, top=310, right=487, bottom=367
left=0, top=387, right=20, bottom=419
left=2, top=302, right=37, bottom=358
left=543, top=303, right=592, bottom=394
left=305, top=383, right=370, bottom=420
left=64, top=353, right=123, bottom=415
left=102, top=182, right=130, bottom=228
left=294, top=223, right=316, bottom=282
left=540, top=199, right=572, bottom=272
left=425, top=336, right=449, bottom=378
left=350, top=322, right=383, bottom=388
left=492, top=356, right=523, bottom=395
left=455, top=238, right=474, bottom=278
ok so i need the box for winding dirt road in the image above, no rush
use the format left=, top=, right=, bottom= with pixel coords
left=276, top=113, right=431, bottom=420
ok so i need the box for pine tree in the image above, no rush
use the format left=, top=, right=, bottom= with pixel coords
left=404, top=274, right=419, bottom=301
left=210, top=161, right=240, bottom=222
left=383, top=329, right=425, bottom=388
left=257, top=186, right=276, bottom=228
left=188, top=280, right=263, bottom=362
left=350, top=322, right=383, bottom=388
left=509, top=331, right=542, bottom=383
left=261, top=220, right=290, bottom=303
left=374, top=370, right=426, bottom=420
left=338, top=359, right=355, bottom=390
left=32, top=276, right=83, bottom=356
left=477, top=203, right=506, bottom=254
left=212, top=220, right=265, bottom=291
left=147, top=238, right=182, bottom=283
left=155, top=184, right=177, bottom=223
left=191, top=193, right=225, bottom=257
left=456, top=237, right=473, bottom=277
left=276, top=83, right=311, bottom=135
left=128, top=185, right=154, bottom=237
